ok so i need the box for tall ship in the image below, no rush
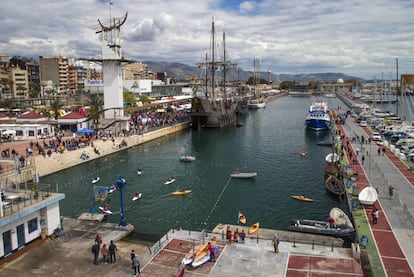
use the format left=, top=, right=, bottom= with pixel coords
left=305, top=99, right=330, bottom=130
left=190, top=20, right=238, bottom=129
left=247, top=57, right=266, bottom=109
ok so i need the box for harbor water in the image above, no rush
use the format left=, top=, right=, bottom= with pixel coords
left=41, top=96, right=350, bottom=240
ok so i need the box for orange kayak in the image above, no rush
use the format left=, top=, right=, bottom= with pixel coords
left=171, top=190, right=192, bottom=196
left=291, top=195, right=314, bottom=202
left=248, top=222, right=259, bottom=234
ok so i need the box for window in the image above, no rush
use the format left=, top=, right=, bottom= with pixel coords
left=28, top=217, right=38, bottom=233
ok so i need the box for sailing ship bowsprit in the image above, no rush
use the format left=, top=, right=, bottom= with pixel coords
left=190, top=19, right=238, bottom=129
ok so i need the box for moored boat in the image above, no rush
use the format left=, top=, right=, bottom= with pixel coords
left=291, top=195, right=314, bottom=202
left=230, top=172, right=257, bottom=179
left=247, top=99, right=266, bottom=109
left=358, top=186, right=378, bottom=205
left=324, top=174, right=346, bottom=200
left=288, top=219, right=355, bottom=238
left=305, top=99, right=330, bottom=131
left=329, top=207, right=353, bottom=228
left=180, top=156, right=196, bottom=162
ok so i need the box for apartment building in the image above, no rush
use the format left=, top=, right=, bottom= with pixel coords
left=39, top=56, right=69, bottom=94
left=10, top=67, right=29, bottom=99
left=123, top=63, right=149, bottom=80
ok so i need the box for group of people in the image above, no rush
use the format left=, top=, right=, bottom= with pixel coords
left=91, top=235, right=118, bottom=265
left=225, top=226, right=246, bottom=244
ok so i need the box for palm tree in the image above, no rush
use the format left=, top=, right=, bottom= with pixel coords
left=49, top=98, right=65, bottom=120
left=87, top=95, right=104, bottom=129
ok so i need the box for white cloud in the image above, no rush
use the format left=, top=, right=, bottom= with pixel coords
left=0, top=0, right=413, bottom=79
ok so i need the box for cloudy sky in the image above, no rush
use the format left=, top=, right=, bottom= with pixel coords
left=1, top=0, right=413, bottom=79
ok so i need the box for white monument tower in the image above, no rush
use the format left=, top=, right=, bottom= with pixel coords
left=96, top=7, right=128, bottom=119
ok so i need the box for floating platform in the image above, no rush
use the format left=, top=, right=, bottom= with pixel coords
left=78, top=212, right=106, bottom=222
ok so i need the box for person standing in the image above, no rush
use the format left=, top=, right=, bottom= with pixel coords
left=233, top=228, right=239, bottom=243
left=272, top=233, right=280, bottom=253
left=101, top=243, right=108, bottom=264
left=132, top=254, right=140, bottom=276
left=208, top=242, right=215, bottom=262
left=108, top=240, right=117, bottom=263
left=239, top=230, right=246, bottom=243
left=91, top=242, right=100, bottom=265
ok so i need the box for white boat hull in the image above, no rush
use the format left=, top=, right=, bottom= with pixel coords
left=358, top=187, right=378, bottom=205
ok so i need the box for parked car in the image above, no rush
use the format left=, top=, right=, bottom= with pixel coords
left=371, top=132, right=382, bottom=141
left=360, top=121, right=367, bottom=127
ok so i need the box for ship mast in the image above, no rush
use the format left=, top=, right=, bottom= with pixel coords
left=211, top=20, right=216, bottom=100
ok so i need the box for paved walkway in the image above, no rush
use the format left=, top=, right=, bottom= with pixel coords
left=336, top=109, right=414, bottom=276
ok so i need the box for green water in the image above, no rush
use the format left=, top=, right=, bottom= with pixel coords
left=41, top=96, right=350, bottom=238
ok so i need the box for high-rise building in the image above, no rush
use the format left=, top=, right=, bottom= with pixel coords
left=0, top=53, right=11, bottom=99
left=123, top=63, right=149, bottom=80
left=39, top=56, right=69, bottom=94
left=10, top=67, right=29, bottom=99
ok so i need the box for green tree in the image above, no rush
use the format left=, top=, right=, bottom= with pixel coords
left=87, top=95, right=104, bottom=129
left=123, top=91, right=137, bottom=107
left=28, top=82, right=40, bottom=98
left=49, top=98, right=65, bottom=120
left=139, top=95, right=151, bottom=103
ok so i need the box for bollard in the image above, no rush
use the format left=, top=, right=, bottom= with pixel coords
left=293, top=239, right=296, bottom=248
left=166, top=232, right=169, bottom=241
left=331, top=241, right=334, bottom=252
left=222, top=230, right=224, bottom=240
left=147, top=246, right=152, bottom=255
left=188, top=230, right=191, bottom=235
left=312, top=240, right=314, bottom=250
left=256, top=233, right=259, bottom=244
left=159, top=240, right=161, bottom=247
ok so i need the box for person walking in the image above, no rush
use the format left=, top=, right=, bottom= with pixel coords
left=108, top=240, right=117, bottom=263
left=373, top=208, right=379, bottom=224
left=101, top=243, right=109, bottom=264
left=272, top=233, right=280, bottom=253
left=132, top=254, right=140, bottom=276
left=208, top=242, right=216, bottom=262
left=91, top=241, right=100, bottom=265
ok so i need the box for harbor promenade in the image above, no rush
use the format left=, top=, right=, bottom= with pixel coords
left=4, top=99, right=414, bottom=276
left=336, top=108, right=414, bottom=276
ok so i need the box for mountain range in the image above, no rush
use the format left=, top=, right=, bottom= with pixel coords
left=144, top=61, right=365, bottom=83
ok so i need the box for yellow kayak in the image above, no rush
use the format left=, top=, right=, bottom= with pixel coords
left=291, top=195, right=314, bottom=202
left=171, top=190, right=192, bottom=196
left=248, top=222, right=259, bottom=234
left=238, top=212, right=246, bottom=224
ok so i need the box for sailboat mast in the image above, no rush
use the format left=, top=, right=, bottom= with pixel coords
left=211, top=20, right=215, bottom=99
left=396, top=58, right=399, bottom=116
left=223, top=31, right=227, bottom=99
left=205, top=52, right=208, bottom=99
